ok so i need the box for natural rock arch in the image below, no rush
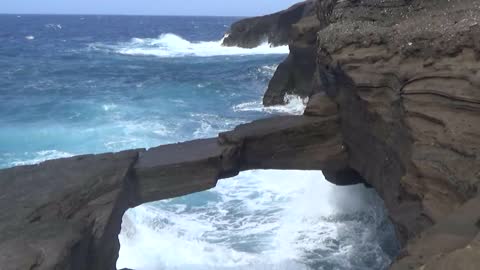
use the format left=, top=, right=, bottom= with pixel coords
left=0, top=102, right=350, bottom=270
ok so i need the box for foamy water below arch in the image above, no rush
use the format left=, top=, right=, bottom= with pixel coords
left=117, top=170, right=398, bottom=270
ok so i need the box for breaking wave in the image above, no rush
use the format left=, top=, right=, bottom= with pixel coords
left=117, top=170, right=396, bottom=270
left=233, top=95, right=309, bottom=115
left=90, top=33, right=289, bottom=57
left=7, top=150, right=74, bottom=167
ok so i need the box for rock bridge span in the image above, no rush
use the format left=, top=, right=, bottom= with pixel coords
left=0, top=99, right=347, bottom=270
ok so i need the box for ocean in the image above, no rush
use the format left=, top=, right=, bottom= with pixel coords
left=0, top=15, right=398, bottom=270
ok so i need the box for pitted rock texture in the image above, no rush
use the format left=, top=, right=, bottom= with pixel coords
left=311, top=0, right=480, bottom=268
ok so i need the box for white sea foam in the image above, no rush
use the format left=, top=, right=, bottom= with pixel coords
left=233, top=95, right=308, bottom=115
left=10, top=150, right=74, bottom=167
left=257, top=64, right=279, bottom=77
left=90, top=33, right=289, bottom=58
left=45, top=24, right=62, bottom=30
left=103, top=120, right=175, bottom=151
left=117, top=170, right=393, bottom=270
left=25, top=35, right=35, bottom=40
left=102, top=103, right=118, bottom=111
left=190, top=113, right=244, bottom=139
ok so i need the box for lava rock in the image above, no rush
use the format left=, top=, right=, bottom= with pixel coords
left=222, top=0, right=315, bottom=48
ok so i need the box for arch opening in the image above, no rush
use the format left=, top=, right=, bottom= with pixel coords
left=117, top=170, right=399, bottom=270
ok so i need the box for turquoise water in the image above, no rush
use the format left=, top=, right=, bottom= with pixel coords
left=0, top=15, right=398, bottom=270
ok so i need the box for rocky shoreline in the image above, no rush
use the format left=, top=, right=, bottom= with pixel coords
left=226, top=0, right=480, bottom=268
left=223, top=0, right=321, bottom=106
left=1, top=0, right=479, bottom=269
left=0, top=111, right=348, bottom=270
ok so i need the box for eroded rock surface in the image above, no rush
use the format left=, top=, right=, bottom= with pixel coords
left=246, top=0, right=480, bottom=266
left=222, top=0, right=315, bottom=48
left=263, top=13, right=321, bottom=105
left=0, top=115, right=347, bottom=270
left=0, top=151, right=140, bottom=270
left=222, top=1, right=322, bottom=106
left=309, top=0, right=480, bottom=268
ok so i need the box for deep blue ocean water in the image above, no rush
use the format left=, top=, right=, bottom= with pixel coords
left=0, top=15, right=398, bottom=270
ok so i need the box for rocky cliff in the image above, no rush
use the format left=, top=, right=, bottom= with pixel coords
left=268, top=0, right=480, bottom=268
left=222, top=0, right=321, bottom=106
left=222, top=0, right=315, bottom=48
left=1, top=1, right=479, bottom=269
left=263, top=13, right=321, bottom=105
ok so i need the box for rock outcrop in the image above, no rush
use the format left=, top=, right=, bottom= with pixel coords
left=222, top=0, right=315, bottom=48
left=233, top=0, right=480, bottom=267
left=309, top=0, right=480, bottom=268
left=0, top=150, right=140, bottom=270
left=0, top=113, right=347, bottom=270
left=263, top=14, right=321, bottom=105
left=222, top=0, right=322, bottom=106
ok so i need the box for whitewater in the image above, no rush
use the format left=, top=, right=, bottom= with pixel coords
left=90, top=33, right=289, bottom=57
left=0, top=15, right=398, bottom=270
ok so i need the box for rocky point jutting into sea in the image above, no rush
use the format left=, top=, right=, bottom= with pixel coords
left=1, top=0, right=480, bottom=269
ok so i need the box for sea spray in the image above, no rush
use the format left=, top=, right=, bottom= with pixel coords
left=233, top=94, right=309, bottom=115
left=117, top=170, right=396, bottom=270
left=90, top=33, right=289, bottom=58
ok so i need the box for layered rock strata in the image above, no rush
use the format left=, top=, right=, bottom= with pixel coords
left=0, top=113, right=347, bottom=270
left=263, top=14, right=321, bottom=105
left=309, top=0, right=480, bottom=268
left=222, top=0, right=320, bottom=106
left=236, top=0, right=480, bottom=267
left=1, top=0, right=480, bottom=269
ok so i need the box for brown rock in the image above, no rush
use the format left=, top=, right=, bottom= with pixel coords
left=312, top=0, right=480, bottom=267
left=304, top=94, right=338, bottom=117
left=222, top=2, right=322, bottom=106
left=391, top=196, right=480, bottom=270
left=220, top=115, right=347, bottom=171
left=263, top=14, right=321, bottom=106
left=1, top=1, right=480, bottom=269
